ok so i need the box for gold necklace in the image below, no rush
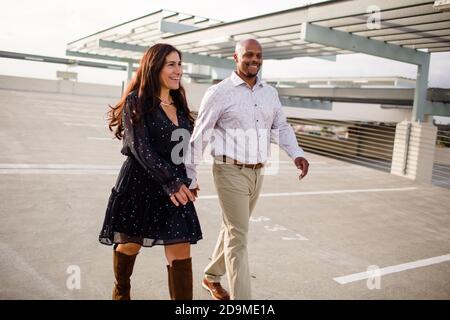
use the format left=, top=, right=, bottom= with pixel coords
left=158, top=97, right=174, bottom=106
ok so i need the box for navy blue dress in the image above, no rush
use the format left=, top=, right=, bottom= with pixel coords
left=99, top=92, right=202, bottom=247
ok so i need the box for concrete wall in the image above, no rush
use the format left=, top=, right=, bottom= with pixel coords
left=283, top=102, right=412, bottom=122
left=0, top=75, right=122, bottom=98
left=0, top=74, right=412, bottom=123
left=184, top=82, right=210, bottom=111
left=184, top=82, right=412, bottom=123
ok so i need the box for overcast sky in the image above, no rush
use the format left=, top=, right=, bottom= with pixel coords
left=1, top=0, right=449, bottom=87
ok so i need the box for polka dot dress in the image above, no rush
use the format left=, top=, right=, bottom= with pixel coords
left=99, top=92, right=202, bottom=247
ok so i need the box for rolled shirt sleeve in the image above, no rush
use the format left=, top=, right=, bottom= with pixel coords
left=184, top=87, right=223, bottom=187
left=271, top=93, right=305, bottom=160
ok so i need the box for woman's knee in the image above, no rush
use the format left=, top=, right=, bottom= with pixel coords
left=165, top=243, right=191, bottom=263
left=116, top=242, right=141, bottom=255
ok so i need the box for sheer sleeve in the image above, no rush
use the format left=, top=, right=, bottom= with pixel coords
left=123, top=93, right=190, bottom=196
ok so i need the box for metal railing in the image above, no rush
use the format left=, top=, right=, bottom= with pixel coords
left=433, top=125, right=450, bottom=189
left=191, top=111, right=450, bottom=189
left=288, top=118, right=450, bottom=189
left=288, top=118, right=396, bottom=172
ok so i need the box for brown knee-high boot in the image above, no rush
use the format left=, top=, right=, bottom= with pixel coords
left=170, top=257, right=193, bottom=300
left=112, top=247, right=138, bottom=300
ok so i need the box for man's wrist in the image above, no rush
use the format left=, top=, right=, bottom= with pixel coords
left=188, top=177, right=198, bottom=189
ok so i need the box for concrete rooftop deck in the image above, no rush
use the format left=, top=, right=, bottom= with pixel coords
left=0, top=89, right=449, bottom=299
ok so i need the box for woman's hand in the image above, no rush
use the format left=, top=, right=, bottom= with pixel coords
left=170, top=184, right=195, bottom=206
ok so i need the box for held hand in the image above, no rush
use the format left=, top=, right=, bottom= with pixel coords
left=170, top=184, right=195, bottom=206
left=294, top=157, right=309, bottom=180
left=190, top=183, right=200, bottom=198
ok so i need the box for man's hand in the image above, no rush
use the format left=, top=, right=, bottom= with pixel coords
left=190, top=187, right=200, bottom=198
left=190, top=183, right=200, bottom=198
left=294, top=157, right=309, bottom=180
left=170, top=184, right=195, bottom=206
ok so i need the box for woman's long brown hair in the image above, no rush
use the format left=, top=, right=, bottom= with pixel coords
left=108, top=43, right=194, bottom=139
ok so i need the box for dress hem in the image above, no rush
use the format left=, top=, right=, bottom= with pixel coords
left=99, top=231, right=202, bottom=248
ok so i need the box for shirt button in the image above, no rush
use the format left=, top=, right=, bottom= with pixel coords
left=254, top=104, right=257, bottom=107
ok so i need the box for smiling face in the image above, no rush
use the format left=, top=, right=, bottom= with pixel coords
left=234, top=39, right=263, bottom=82
left=159, top=51, right=182, bottom=91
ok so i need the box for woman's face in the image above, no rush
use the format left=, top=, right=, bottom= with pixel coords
left=159, top=51, right=182, bottom=91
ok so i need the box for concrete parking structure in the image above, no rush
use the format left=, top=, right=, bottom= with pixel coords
left=0, top=88, right=449, bottom=299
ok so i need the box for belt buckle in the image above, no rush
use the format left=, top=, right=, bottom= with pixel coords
left=245, top=163, right=257, bottom=169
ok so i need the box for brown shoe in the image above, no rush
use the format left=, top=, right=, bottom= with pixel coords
left=202, top=278, right=230, bottom=300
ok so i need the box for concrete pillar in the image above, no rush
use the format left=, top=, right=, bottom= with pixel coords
left=211, top=67, right=233, bottom=80
left=412, top=55, right=430, bottom=122
left=127, top=62, right=134, bottom=84
left=391, top=120, right=437, bottom=183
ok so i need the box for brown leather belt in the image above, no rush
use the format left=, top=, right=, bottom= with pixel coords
left=220, top=155, right=264, bottom=169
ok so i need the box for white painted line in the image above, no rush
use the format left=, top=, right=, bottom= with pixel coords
left=198, top=195, right=220, bottom=199
left=0, top=169, right=118, bottom=175
left=41, top=105, right=104, bottom=113
left=0, top=163, right=121, bottom=174
left=333, top=254, right=450, bottom=284
left=250, top=216, right=271, bottom=222
left=251, top=216, right=308, bottom=241
left=264, top=224, right=288, bottom=232
left=47, top=112, right=102, bottom=119
left=64, top=122, right=106, bottom=128
left=87, top=137, right=115, bottom=141
left=198, top=159, right=327, bottom=165
left=0, top=242, right=70, bottom=299
left=262, top=168, right=371, bottom=174
left=198, top=187, right=417, bottom=199
left=0, top=164, right=121, bottom=169
left=259, top=187, right=417, bottom=197
left=267, top=160, right=327, bottom=164
left=273, top=166, right=368, bottom=171
left=282, top=234, right=309, bottom=241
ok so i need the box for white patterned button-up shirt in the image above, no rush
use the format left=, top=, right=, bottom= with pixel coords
left=185, top=71, right=305, bottom=186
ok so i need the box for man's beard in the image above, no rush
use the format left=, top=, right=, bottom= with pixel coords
left=244, top=63, right=260, bottom=77
left=246, top=69, right=259, bottom=77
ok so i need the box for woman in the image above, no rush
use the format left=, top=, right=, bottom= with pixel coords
left=99, top=43, right=202, bottom=300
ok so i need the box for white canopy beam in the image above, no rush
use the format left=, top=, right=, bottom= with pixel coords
left=98, top=40, right=235, bottom=69
left=300, top=22, right=436, bottom=122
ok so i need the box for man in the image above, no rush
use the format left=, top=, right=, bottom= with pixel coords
left=185, top=39, right=309, bottom=300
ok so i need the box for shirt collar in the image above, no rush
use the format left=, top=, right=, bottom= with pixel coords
left=230, top=71, right=264, bottom=88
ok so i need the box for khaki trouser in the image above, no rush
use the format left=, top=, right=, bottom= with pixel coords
left=204, top=160, right=264, bottom=300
